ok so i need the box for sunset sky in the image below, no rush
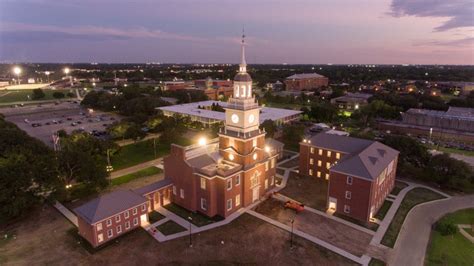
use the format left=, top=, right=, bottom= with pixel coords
left=0, top=0, right=473, bottom=64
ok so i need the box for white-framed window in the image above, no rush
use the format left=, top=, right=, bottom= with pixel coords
left=310, top=147, right=314, bottom=154
left=309, top=169, right=313, bottom=176
left=327, top=151, right=332, bottom=157
left=133, top=217, right=138, bottom=226
left=345, top=191, right=352, bottom=199
left=271, top=176, right=275, bottom=186
left=317, top=171, right=321, bottom=178
left=133, top=208, right=137, bottom=215
left=106, top=219, right=112, bottom=227
left=200, top=178, right=206, bottom=190
left=265, top=179, right=269, bottom=189
left=235, top=175, right=240, bottom=186
left=96, top=223, right=103, bottom=231
left=116, top=225, right=122, bottom=234
left=107, top=229, right=113, bottom=238
left=318, top=160, right=322, bottom=167
left=235, top=194, right=241, bottom=206
left=344, top=205, right=350, bottom=213
left=336, top=153, right=341, bottom=159
left=173, top=186, right=177, bottom=195
left=347, top=176, right=353, bottom=185
left=310, top=158, right=314, bottom=165
left=271, top=158, right=275, bottom=168
left=98, top=233, right=104, bottom=243
left=325, top=173, right=329, bottom=180
left=227, top=179, right=232, bottom=190
left=265, top=161, right=269, bottom=171
left=318, top=149, right=323, bottom=155
left=227, top=199, right=232, bottom=211
left=326, top=162, right=330, bottom=169
left=125, top=221, right=130, bottom=230
left=124, top=211, right=129, bottom=219
left=180, top=189, right=184, bottom=199
left=115, top=215, right=121, bottom=223
left=142, top=204, right=146, bottom=211
left=201, top=198, right=207, bottom=210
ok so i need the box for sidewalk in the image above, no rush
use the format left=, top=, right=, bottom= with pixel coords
left=110, top=158, right=162, bottom=179
left=53, top=201, right=78, bottom=227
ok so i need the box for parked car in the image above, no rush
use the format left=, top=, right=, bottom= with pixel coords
left=284, top=201, right=305, bottom=213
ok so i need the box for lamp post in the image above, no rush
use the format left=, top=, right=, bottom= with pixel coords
left=188, top=216, right=193, bottom=247
left=45, top=71, right=50, bottom=83
left=64, top=67, right=73, bottom=87
left=290, top=217, right=295, bottom=249
left=13, top=66, right=22, bottom=85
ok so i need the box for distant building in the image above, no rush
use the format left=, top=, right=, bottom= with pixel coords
left=195, top=77, right=233, bottom=100
left=402, top=107, right=474, bottom=133
left=330, top=93, right=372, bottom=111
left=285, top=73, right=328, bottom=91
left=299, top=133, right=399, bottom=222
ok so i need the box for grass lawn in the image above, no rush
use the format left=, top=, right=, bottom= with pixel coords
left=111, top=137, right=191, bottom=170
left=334, top=213, right=379, bottom=231
left=155, top=221, right=187, bottom=236
left=0, top=89, right=74, bottom=104
left=369, top=258, right=386, bottom=266
left=375, top=200, right=393, bottom=221
left=111, top=167, right=162, bottom=186
left=163, top=203, right=223, bottom=227
left=426, top=208, right=474, bottom=265
left=279, top=172, right=328, bottom=211
left=390, top=181, right=408, bottom=196
left=381, top=188, right=446, bottom=247
left=148, top=211, right=165, bottom=224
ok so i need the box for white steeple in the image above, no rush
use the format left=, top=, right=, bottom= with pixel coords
left=239, top=30, right=247, bottom=73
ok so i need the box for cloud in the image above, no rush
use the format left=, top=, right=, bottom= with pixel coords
left=390, top=0, right=474, bottom=31
left=413, top=36, right=474, bottom=47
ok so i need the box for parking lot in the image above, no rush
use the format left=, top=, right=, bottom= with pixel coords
left=1, top=101, right=121, bottom=147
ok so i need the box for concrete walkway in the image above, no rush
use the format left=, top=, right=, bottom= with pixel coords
left=110, top=158, right=162, bottom=179
left=388, top=194, right=474, bottom=266
left=115, top=133, right=161, bottom=147
left=53, top=201, right=78, bottom=227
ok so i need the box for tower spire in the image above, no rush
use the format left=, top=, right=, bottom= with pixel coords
left=239, top=28, right=247, bottom=73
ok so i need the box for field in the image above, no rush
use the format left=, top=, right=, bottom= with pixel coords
left=111, top=167, right=162, bottom=186
left=0, top=89, right=74, bottom=104
left=381, top=188, right=446, bottom=247
left=0, top=205, right=356, bottom=265
left=426, top=208, right=474, bottom=265
left=279, top=172, right=328, bottom=211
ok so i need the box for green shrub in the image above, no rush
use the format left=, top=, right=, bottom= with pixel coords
left=435, top=220, right=458, bottom=236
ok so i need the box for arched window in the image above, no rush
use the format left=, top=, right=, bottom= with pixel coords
left=241, top=85, right=246, bottom=97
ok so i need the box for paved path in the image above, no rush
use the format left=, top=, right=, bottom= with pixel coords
left=110, top=158, right=162, bottom=179
left=115, top=133, right=161, bottom=147
left=53, top=201, right=78, bottom=226
left=388, top=194, right=474, bottom=266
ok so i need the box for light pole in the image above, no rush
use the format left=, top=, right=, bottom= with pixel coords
left=13, top=66, right=22, bottom=85
left=188, top=216, right=193, bottom=247
left=64, top=67, right=73, bottom=87
left=45, top=71, right=50, bottom=83
left=290, top=217, right=295, bottom=249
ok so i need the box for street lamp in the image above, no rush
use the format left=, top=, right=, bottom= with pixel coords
left=13, top=66, right=22, bottom=85
left=188, top=216, right=193, bottom=247
left=290, top=217, right=295, bottom=249
left=198, top=137, right=207, bottom=146
left=45, top=71, right=50, bottom=83
left=64, top=67, right=73, bottom=86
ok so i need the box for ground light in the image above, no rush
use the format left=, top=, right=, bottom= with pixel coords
left=198, top=137, right=207, bottom=146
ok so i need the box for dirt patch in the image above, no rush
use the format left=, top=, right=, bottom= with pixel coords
left=280, top=172, right=328, bottom=211
left=1, top=204, right=356, bottom=265
left=254, top=198, right=372, bottom=257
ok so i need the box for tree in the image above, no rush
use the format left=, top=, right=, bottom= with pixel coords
left=32, top=88, right=45, bottom=100
left=309, top=102, right=338, bottom=122
left=260, top=119, right=277, bottom=138
left=124, top=123, right=146, bottom=140
left=383, top=135, right=430, bottom=168
left=435, top=220, right=458, bottom=236
left=282, top=124, right=305, bottom=151
left=353, top=100, right=400, bottom=126
left=425, top=153, right=473, bottom=192
left=53, top=91, right=65, bottom=99
left=0, top=117, right=60, bottom=223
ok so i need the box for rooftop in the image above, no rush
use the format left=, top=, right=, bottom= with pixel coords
left=286, top=73, right=326, bottom=80
left=158, top=100, right=302, bottom=123
left=405, top=107, right=474, bottom=121
left=74, top=190, right=147, bottom=224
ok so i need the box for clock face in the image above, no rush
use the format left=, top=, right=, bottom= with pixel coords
left=231, top=114, right=239, bottom=124
left=248, top=114, right=255, bottom=124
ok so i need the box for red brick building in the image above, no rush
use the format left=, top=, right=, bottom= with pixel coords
left=299, top=133, right=399, bottom=222
left=285, top=73, right=329, bottom=91
left=195, top=77, right=233, bottom=100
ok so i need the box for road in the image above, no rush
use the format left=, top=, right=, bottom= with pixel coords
left=388, top=194, right=474, bottom=266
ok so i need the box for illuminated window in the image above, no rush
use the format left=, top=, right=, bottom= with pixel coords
left=180, top=189, right=184, bottom=199
left=235, top=194, right=241, bottom=206
left=318, top=160, right=322, bottom=167
left=253, top=138, right=257, bottom=147
left=326, top=162, right=330, bottom=169
left=265, top=161, right=269, bottom=171
left=172, top=186, right=177, bottom=195
left=347, top=176, right=353, bottom=185
left=317, top=171, right=321, bottom=178
left=336, top=153, right=341, bottom=159
left=96, top=223, right=102, bottom=231
left=265, top=179, right=269, bottom=189
left=227, top=199, right=233, bottom=211
left=271, top=158, right=276, bottom=168
left=201, top=198, right=207, bottom=210
left=345, top=191, right=351, bottom=199
left=310, top=158, right=314, bottom=165
left=200, top=178, right=206, bottom=190
left=318, top=149, right=323, bottom=155
left=227, top=179, right=232, bottom=190
left=98, top=233, right=104, bottom=243
left=327, top=151, right=332, bottom=157
left=344, top=205, right=350, bottom=213
left=325, top=173, right=329, bottom=180
left=310, top=147, right=314, bottom=154
left=309, top=169, right=313, bottom=176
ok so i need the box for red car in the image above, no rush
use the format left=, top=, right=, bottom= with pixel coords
left=285, top=201, right=305, bottom=212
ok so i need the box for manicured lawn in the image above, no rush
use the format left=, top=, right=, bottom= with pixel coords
left=155, top=221, right=186, bottom=236
left=111, top=137, right=191, bottom=170
left=426, top=208, right=474, bottom=265
left=390, top=181, right=408, bottom=196
left=111, top=167, right=162, bottom=186
left=163, top=203, right=223, bottom=227
left=381, top=188, right=446, bottom=247
left=0, top=89, right=74, bottom=103
left=148, top=211, right=166, bottom=224
left=375, top=200, right=393, bottom=220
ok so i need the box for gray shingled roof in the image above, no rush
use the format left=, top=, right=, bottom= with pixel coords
left=286, top=73, right=326, bottom=80
left=74, top=190, right=147, bottom=224
left=266, top=138, right=284, bottom=150
left=133, top=178, right=173, bottom=195
left=307, top=133, right=399, bottom=180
